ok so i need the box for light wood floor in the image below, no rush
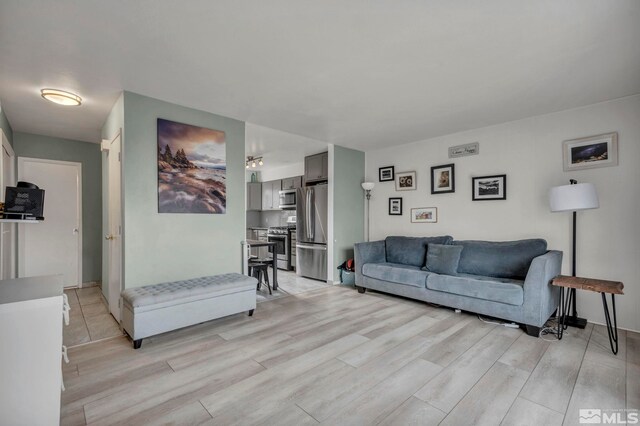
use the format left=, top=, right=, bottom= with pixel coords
left=61, top=285, right=639, bottom=426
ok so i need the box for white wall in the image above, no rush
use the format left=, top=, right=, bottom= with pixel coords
left=365, top=95, right=640, bottom=332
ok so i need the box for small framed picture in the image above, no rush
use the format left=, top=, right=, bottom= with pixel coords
left=431, top=163, right=455, bottom=194
left=562, top=132, right=618, bottom=171
left=379, top=166, right=395, bottom=182
left=472, top=175, right=507, bottom=201
left=389, top=198, right=403, bottom=215
left=396, top=171, right=416, bottom=191
left=411, top=207, right=437, bottom=223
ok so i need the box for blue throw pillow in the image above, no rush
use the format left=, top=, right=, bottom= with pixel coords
left=423, top=244, right=463, bottom=275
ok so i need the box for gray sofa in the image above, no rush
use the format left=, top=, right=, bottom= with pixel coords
left=354, top=236, right=562, bottom=336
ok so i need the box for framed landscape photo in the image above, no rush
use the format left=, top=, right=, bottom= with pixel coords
left=431, top=163, right=455, bottom=194
left=388, top=197, right=402, bottom=215
left=472, top=174, right=506, bottom=201
left=379, top=166, right=395, bottom=182
left=395, top=171, right=416, bottom=191
left=562, top=132, right=618, bottom=171
left=411, top=207, right=437, bottom=223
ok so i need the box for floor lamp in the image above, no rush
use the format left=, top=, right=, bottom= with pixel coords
left=549, top=179, right=599, bottom=328
left=361, top=182, right=374, bottom=242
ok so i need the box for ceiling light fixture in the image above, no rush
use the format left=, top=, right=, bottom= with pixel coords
left=246, top=156, right=264, bottom=168
left=41, top=88, right=82, bottom=106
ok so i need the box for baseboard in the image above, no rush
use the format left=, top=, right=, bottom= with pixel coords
left=79, top=280, right=101, bottom=289
left=587, top=320, right=639, bottom=334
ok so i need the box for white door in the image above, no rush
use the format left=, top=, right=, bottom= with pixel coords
left=0, top=131, right=16, bottom=279
left=18, top=158, right=82, bottom=287
left=107, top=134, right=122, bottom=320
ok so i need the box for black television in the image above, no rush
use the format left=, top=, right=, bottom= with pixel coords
left=3, top=183, right=45, bottom=220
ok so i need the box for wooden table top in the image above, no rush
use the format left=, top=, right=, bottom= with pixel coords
left=245, top=239, right=276, bottom=247
left=552, top=275, right=624, bottom=295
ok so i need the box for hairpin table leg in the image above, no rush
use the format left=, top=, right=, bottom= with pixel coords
left=601, top=293, right=618, bottom=354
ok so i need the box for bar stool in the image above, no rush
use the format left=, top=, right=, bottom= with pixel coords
left=248, top=259, right=272, bottom=295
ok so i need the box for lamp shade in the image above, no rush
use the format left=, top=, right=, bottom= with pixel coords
left=549, top=183, right=599, bottom=212
left=361, top=182, right=375, bottom=191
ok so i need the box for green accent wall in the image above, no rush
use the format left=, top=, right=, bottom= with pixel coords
left=13, top=132, right=102, bottom=283
left=0, top=104, right=14, bottom=145
left=332, top=145, right=365, bottom=282
left=120, top=92, right=245, bottom=288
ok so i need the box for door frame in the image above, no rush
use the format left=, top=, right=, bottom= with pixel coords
left=0, top=130, right=16, bottom=279
left=103, top=130, right=123, bottom=320
left=17, top=157, right=83, bottom=286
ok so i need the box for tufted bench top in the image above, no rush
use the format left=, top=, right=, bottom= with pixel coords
left=121, top=273, right=257, bottom=311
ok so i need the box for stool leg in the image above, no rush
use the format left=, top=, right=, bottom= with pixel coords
left=601, top=293, right=619, bottom=355
left=264, top=268, right=272, bottom=295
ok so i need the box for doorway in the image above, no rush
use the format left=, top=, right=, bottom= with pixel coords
left=0, top=130, right=16, bottom=279
left=18, top=158, right=82, bottom=287
left=105, top=132, right=123, bottom=321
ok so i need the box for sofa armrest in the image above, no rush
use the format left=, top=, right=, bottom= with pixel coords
left=522, top=250, right=563, bottom=327
left=354, top=240, right=386, bottom=284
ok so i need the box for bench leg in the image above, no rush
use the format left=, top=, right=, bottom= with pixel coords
left=248, top=309, right=254, bottom=317
left=356, top=286, right=366, bottom=294
left=133, top=339, right=142, bottom=349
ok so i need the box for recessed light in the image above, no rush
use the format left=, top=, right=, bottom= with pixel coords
left=41, top=89, right=82, bottom=106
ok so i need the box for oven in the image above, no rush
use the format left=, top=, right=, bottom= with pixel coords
left=278, top=189, right=297, bottom=210
left=267, top=233, right=291, bottom=270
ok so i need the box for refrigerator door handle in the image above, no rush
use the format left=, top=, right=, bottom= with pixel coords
left=296, top=244, right=327, bottom=251
left=306, top=188, right=314, bottom=240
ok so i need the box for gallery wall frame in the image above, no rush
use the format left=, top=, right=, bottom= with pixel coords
left=472, top=174, right=507, bottom=201
left=562, top=132, right=618, bottom=171
left=431, top=163, right=455, bottom=194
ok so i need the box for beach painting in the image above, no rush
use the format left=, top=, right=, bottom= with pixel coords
left=157, top=118, right=226, bottom=214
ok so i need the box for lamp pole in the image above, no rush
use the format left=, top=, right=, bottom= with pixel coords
left=567, top=179, right=587, bottom=328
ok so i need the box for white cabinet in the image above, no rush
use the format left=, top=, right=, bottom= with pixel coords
left=0, top=275, right=64, bottom=425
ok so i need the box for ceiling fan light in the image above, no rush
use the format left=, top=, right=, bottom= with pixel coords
left=252, top=161, right=256, bottom=168
left=41, top=88, right=82, bottom=106
left=258, top=159, right=263, bottom=166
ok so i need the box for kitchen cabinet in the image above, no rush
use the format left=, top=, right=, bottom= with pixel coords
left=246, top=182, right=262, bottom=211
left=261, top=180, right=282, bottom=211
left=304, top=152, right=328, bottom=183
left=281, top=176, right=303, bottom=190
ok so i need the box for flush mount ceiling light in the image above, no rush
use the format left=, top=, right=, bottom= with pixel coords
left=40, top=88, right=82, bottom=106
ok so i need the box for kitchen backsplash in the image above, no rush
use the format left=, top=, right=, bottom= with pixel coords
left=247, top=210, right=296, bottom=228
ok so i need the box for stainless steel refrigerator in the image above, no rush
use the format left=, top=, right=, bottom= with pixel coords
left=296, top=183, right=328, bottom=281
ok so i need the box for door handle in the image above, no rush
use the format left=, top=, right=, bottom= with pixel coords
left=105, top=234, right=115, bottom=240
left=73, top=228, right=79, bottom=234
left=296, top=244, right=327, bottom=251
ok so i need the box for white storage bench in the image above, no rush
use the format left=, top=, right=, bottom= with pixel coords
left=121, top=273, right=257, bottom=349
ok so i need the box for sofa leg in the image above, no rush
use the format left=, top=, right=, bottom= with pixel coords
left=133, top=339, right=142, bottom=349
left=248, top=309, right=254, bottom=316
left=524, top=325, right=541, bottom=338
left=356, top=286, right=366, bottom=294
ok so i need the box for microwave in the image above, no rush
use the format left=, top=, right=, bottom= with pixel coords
left=278, top=189, right=296, bottom=210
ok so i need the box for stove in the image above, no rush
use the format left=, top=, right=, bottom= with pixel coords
left=267, top=225, right=296, bottom=270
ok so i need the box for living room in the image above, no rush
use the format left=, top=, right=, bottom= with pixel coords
left=0, top=1, right=638, bottom=425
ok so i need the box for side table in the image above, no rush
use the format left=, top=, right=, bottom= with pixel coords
left=552, top=275, right=624, bottom=354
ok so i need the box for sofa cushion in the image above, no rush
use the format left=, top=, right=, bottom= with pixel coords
left=423, top=244, right=463, bottom=275
left=362, top=262, right=430, bottom=288
left=453, top=239, right=547, bottom=279
left=385, top=235, right=453, bottom=267
left=426, top=273, right=524, bottom=306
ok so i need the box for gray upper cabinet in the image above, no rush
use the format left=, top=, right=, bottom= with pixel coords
left=261, top=180, right=282, bottom=210
left=282, top=176, right=303, bottom=190
left=304, top=152, right=329, bottom=183
left=246, top=182, right=262, bottom=211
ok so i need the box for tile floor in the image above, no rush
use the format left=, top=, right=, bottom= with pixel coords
left=63, top=286, right=122, bottom=347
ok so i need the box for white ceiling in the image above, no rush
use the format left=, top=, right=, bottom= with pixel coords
left=1, top=1, right=639, bottom=150
left=245, top=123, right=326, bottom=171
